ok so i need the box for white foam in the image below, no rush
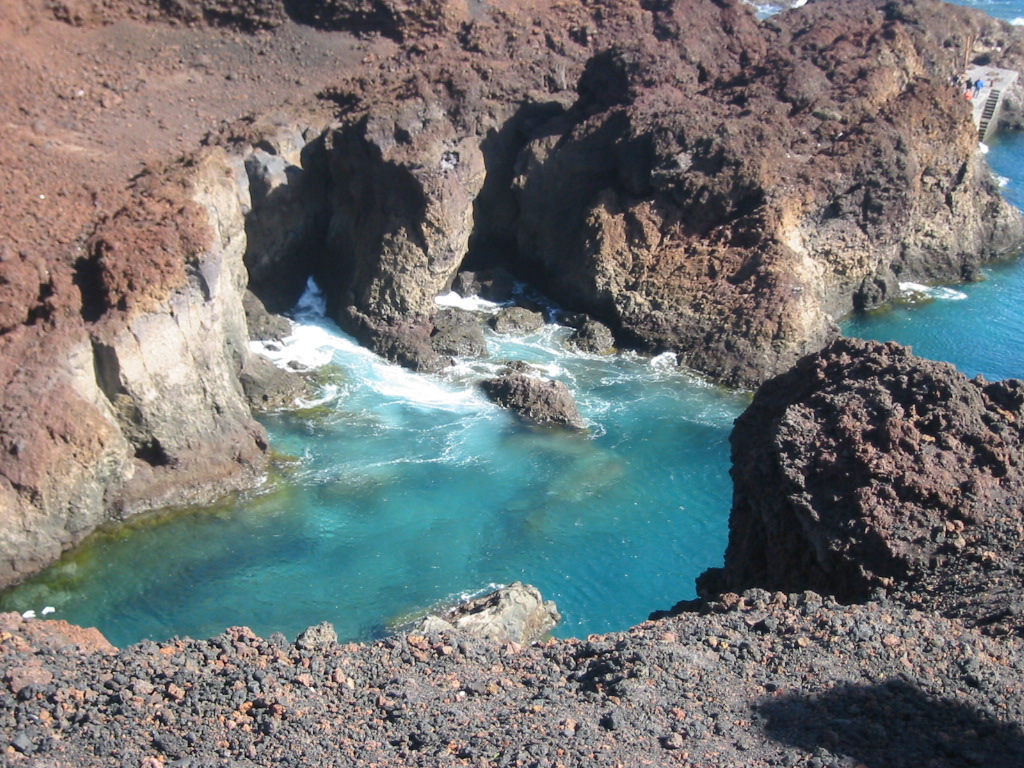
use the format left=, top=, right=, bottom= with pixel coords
left=1013, top=17, right=1024, bottom=26
left=650, top=351, right=679, bottom=370
left=979, top=142, right=990, bottom=154
left=369, top=362, right=488, bottom=412
left=293, top=276, right=327, bottom=319
left=250, top=322, right=346, bottom=370
left=899, top=282, right=968, bottom=301
left=999, top=175, right=1010, bottom=187
left=435, top=291, right=503, bottom=313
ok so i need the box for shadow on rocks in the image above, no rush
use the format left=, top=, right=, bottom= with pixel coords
left=759, top=679, right=1024, bottom=768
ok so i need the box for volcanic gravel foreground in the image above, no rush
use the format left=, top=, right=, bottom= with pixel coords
left=3, top=0, right=1024, bottom=766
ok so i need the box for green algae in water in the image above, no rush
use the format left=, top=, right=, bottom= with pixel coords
left=1, top=312, right=747, bottom=647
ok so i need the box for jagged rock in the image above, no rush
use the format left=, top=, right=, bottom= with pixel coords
left=242, top=290, right=293, bottom=342
left=238, top=353, right=309, bottom=411
left=567, top=318, right=615, bottom=354
left=417, top=582, right=561, bottom=646
left=343, top=306, right=451, bottom=373
left=452, top=268, right=517, bottom=303
left=295, top=621, right=338, bottom=651
left=481, top=373, right=585, bottom=429
left=510, top=1, right=1024, bottom=386
left=490, top=307, right=545, bottom=335
left=700, top=337, right=1024, bottom=637
left=430, top=307, right=488, bottom=358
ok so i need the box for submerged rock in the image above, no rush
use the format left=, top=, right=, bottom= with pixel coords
left=481, top=372, right=586, bottom=429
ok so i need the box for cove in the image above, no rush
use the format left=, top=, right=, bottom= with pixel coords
left=5, top=131, right=1024, bottom=648
left=0, top=285, right=748, bottom=647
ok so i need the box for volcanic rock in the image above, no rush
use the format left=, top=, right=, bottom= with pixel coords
left=481, top=372, right=586, bottom=429
left=452, top=268, right=517, bottom=303
left=567, top=318, right=616, bottom=354
left=699, top=337, right=1024, bottom=638
left=490, top=306, right=545, bottom=335
left=430, top=307, right=488, bottom=358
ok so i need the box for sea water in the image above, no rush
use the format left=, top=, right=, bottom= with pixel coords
left=3, top=0, right=1024, bottom=647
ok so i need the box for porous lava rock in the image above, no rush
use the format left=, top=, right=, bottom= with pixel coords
left=481, top=372, right=586, bottom=429
left=567, top=318, right=616, bottom=355
left=429, top=307, right=488, bottom=358
left=490, top=306, right=545, bottom=335
left=700, top=337, right=1024, bottom=637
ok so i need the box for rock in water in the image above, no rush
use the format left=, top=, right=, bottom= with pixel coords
left=567, top=318, right=616, bottom=355
left=420, top=582, right=561, bottom=645
left=295, top=622, right=338, bottom=651
left=481, top=373, right=586, bottom=429
left=430, top=307, right=488, bottom=358
left=491, top=307, right=546, bottom=335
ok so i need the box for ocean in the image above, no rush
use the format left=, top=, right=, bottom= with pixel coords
left=2, top=0, right=1023, bottom=647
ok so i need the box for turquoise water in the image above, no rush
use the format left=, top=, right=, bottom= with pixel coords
left=0, top=287, right=747, bottom=645
left=3, top=0, right=1023, bottom=647
left=843, top=132, right=1024, bottom=381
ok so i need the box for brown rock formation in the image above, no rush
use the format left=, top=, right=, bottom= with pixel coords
left=700, top=337, right=1024, bottom=637
left=3, top=0, right=1024, bottom=588
left=481, top=372, right=586, bottom=429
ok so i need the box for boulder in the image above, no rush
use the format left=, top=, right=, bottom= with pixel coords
left=481, top=373, right=585, bottom=429
left=238, top=353, right=309, bottom=411
left=567, top=318, right=615, bottom=355
left=700, top=337, right=1024, bottom=637
left=452, top=268, right=517, bottom=303
left=430, top=307, right=488, bottom=358
left=418, top=582, right=561, bottom=646
left=490, top=307, right=545, bottom=335
left=295, top=621, right=338, bottom=651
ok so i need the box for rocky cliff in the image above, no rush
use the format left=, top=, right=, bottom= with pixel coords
left=0, top=150, right=272, bottom=589
left=2, top=0, right=1024, bottom=601
left=276, top=0, right=1024, bottom=385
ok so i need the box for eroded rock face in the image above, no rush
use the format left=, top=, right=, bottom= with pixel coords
left=702, top=337, right=1024, bottom=637
left=297, top=0, right=1024, bottom=387
left=0, top=150, right=272, bottom=588
left=511, top=1, right=1024, bottom=386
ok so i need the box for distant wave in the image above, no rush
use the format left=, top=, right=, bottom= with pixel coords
left=899, top=282, right=969, bottom=301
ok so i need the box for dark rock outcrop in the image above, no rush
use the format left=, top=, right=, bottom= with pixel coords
left=452, top=268, right=516, bottom=303
left=292, top=0, right=1024, bottom=388
left=510, top=1, right=1024, bottom=386
left=700, top=337, right=1024, bottom=638
left=567, top=318, right=615, bottom=355
left=481, top=372, right=585, bottom=429
left=490, top=306, right=545, bottom=335
left=430, top=307, right=488, bottom=358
